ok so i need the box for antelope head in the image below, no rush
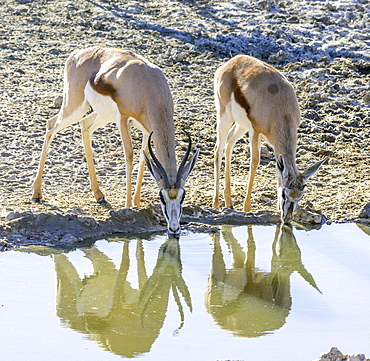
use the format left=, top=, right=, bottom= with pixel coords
left=144, top=131, right=199, bottom=236
left=276, top=155, right=327, bottom=224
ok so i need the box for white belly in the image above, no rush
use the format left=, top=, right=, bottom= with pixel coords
left=229, top=92, right=253, bottom=131
left=84, top=81, right=120, bottom=127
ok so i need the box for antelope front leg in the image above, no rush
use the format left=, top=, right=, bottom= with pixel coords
left=224, top=124, right=248, bottom=208
left=80, top=113, right=106, bottom=203
left=213, top=115, right=233, bottom=209
left=213, top=144, right=222, bottom=209
left=33, top=101, right=90, bottom=202
left=133, top=134, right=148, bottom=207
left=32, top=115, right=58, bottom=201
left=119, top=118, right=133, bottom=208
left=243, top=131, right=260, bottom=213
left=224, top=144, right=233, bottom=208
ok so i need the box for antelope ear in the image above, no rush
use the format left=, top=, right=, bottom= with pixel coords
left=143, top=150, right=162, bottom=184
left=276, top=155, right=289, bottom=181
left=179, top=149, right=200, bottom=185
left=301, top=157, right=328, bottom=182
left=277, top=154, right=284, bottom=172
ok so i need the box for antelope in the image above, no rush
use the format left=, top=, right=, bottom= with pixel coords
left=32, top=46, right=199, bottom=235
left=213, top=55, right=327, bottom=223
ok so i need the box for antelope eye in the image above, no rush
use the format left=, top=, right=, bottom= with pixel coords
left=159, top=191, right=166, bottom=205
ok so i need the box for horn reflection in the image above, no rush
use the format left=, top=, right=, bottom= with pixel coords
left=53, top=235, right=190, bottom=357
left=205, top=224, right=320, bottom=337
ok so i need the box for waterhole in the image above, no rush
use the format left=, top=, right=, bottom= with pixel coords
left=1, top=223, right=369, bottom=360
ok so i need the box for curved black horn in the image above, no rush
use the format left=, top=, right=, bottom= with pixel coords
left=147, top=132, right=171, bottom=189
left=175, top=130, right=192, bottom=188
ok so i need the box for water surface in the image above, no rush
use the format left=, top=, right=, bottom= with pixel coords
left=1, top=223, right=370, bottom=360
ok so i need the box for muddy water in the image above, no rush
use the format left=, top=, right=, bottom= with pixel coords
left=1, top=223, right=370, bottom=361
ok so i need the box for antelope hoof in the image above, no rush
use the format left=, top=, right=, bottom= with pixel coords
left=243, top=203, right=251, bottom=213
left=31, top=197, right=42, bottom=204
left=133, top=197, right=141, bottom=208
left=97, top=197, right=107, bottom=204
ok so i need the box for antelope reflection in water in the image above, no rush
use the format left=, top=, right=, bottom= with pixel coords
left=205, top=224, right=320, bottom=337
left=53, top=236, right=191, bottom=357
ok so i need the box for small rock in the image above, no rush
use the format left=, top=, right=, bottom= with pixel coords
left=317, top=347, right=343, bottom=361
left=92, top=20, right=102, bottom=30
left=304, top=110, right=320, bottom=122
left=328, top=158, right=340, bottom=165
left=186, top=222, right=219, bottom=233
left=294, top=208, right=326, bottom=224
left=60, top=233, right=79, bottom=244
left=77, top=216, right=97, bottom=227
left=268, top=50, right=289, bottom=63
left=68, top=206, right=88, bottom=216
left=359, top=203, right=370, bottom=218
left=54, top=95, right=63, bottom=108
left=221, top=207, right=236, bottom=214
left=6, top=211, right=22, bottom=221
left=325, top=2, right=337, bottom=11
left=0, top=239, right=10, bottom=251
left=322, top=133, right=336, bottom=143
left=316, top=347, right=368, bottom=361
left=49, top=48, right=61, bottom=55
left=173, top=51, right=187, bottom=62
left=363, top=94, right=370, bottom=104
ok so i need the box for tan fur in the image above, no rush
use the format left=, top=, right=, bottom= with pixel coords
left=216, top=55, right=301, bottom=158
left=167, top=188, right=179, bottom=199
left=213, top=55, right=301, bottom=212
left=32, top=46, right=177, bottom=207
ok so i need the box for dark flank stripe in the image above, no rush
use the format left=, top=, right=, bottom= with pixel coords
left=232, top=77, right=250, bottom=116
left=89, top=75, right=116, bottom=98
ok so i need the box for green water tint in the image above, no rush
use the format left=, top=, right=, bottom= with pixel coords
left=53, top=237, right=190, bottom=358
left=206, top=225, right=320, bottom=338
left=1, top=223, right=370, bottom=360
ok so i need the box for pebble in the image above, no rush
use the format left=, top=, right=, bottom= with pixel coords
left=316, top=347, right=368, bottom=361
left=60, top=233, right=80, bottom=244
left=53, top=95, right=63, bottom=108
left=68, top=206, right=88, bottom=216
left=359, top=203, right=370, bottom=218
left=6, top=211, right=22, bottom=221
left=294, top=208, right=326, bottom=224
left=77, top=216, right=97, bottom=227
left=172, top=49, right=188, bottom=63
left=0, top=240, right=10, bottom=251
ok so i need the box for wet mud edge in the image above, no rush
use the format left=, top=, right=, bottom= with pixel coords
left=2, top=204, right=370, bottom=250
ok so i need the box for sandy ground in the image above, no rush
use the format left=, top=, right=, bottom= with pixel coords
left=1, top=0, right=370, bottom=245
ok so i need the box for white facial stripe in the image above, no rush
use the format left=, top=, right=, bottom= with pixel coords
left=279, top=186, right=303, bottom=223
left=159, top=188, right=185, bottom=234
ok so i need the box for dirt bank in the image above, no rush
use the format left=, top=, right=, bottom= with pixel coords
left=1, top=0, right=370, bottom=248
